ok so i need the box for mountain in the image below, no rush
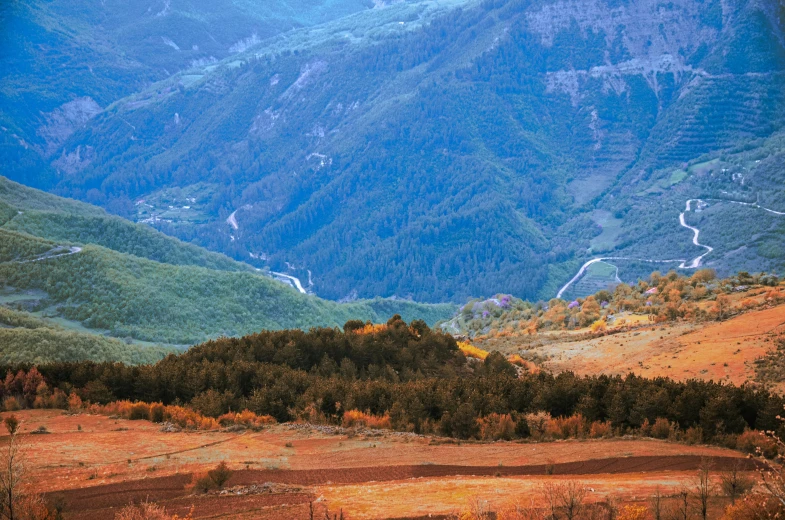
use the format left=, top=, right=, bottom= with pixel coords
left=0, top=176, right=454, bottom=352
left=2, top=0, right=784, bottom=303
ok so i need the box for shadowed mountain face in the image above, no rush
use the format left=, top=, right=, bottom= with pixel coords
left=2, top=0, right=784, bottom=302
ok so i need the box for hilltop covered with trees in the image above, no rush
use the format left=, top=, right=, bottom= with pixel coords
left=9, top=314, right=784, bottom=451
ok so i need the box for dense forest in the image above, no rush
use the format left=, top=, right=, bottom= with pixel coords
left=18, top=316, right=785, bottom=445
left=5, top=0, right=783, bottom=302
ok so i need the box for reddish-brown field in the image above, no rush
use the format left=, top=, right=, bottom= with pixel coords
left=14, top=410, right=758, bottom=519
left=499, top=302, right=785, bottom=389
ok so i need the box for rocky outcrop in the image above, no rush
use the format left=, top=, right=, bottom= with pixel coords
left=36, top=97, right=101, bottom=158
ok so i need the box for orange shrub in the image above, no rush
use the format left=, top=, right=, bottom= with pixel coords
left=68, top=392, right=83, bottom=411
left=722, top=493, right=784, bottom=519
left=150, top=403, right=166, bottom=423
left=650, top=417, right=673, bottom=439
left=547, top=414, right=587, bottom=439
left=128, top=402, right=151, bottom=421
left=341, top=409, right=391, bottom=429
left=590, top=319, right=607, bottom=332
left=618, top=505, right=648, bottom=520
left=217, top=409, right=276, bottom=428
left=478, top=413, right=515, bottom=441
left=457, top=342, right=489, bottom=360
left=736, top=430, right=778, bottom=459
left=588, top=420, right=613, bottom=439
left=3, top=397, right=20, bottom=412
left=353, top=323, right=388, bottom=335
left=507, top=354, right=526, bottom=366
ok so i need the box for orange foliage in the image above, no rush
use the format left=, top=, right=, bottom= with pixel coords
left=458, top=342, right=489, bottom=360
left=354, top=323, right=388, bottom=335
left=342, top=409, right=391, bottom=429
left=84, top=400, right=276, bottom=431
left=588, top=420, right=613, bottom=439
left=722, top=493, right=784, bottom=519
left=547, top=414, right=587, bottom=439
left=618, top=505, right=648, bottom=520
left=477, top=413, right=515, bottom=441
left=736, top=430, right=779, bottom=458
left=217, top=409, right=276, bottom=428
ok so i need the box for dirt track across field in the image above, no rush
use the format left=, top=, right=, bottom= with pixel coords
left=48, top=455, right=758, bottom=519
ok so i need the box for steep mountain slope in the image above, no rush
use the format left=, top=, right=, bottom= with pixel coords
left=0, top=177, right=454, bottom=348
left=0, top=0, right=373, bottom=189
left=3, top=0, right=785, bottom=302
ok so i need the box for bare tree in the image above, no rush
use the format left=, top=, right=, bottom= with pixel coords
left=603, top=494, right=619, bottom=520
left=669, top=487, right=690, bottom=520
left=720, top=461, right=754, bottom=504
left=557, top=482, right=587, bottom=520
left=539, top=481, right=588, bottom=520
left=0, top=416, right=25, bottom=520
left=540, top=482, right=561, bottom=520
left=694, top=459, right=712, bottom=520
left=650, top=487, right=663, bottom=520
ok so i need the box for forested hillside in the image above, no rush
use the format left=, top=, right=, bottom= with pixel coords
left=24, top=316, right=785, bottom=444
left=0, top=178, right=454, bottom=353
left=3, top=0, right=782, bottom=303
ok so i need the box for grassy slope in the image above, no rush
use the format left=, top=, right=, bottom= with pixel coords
left=0, top=177, right=454, bottom=347
left=0, top=306, right=174, bottom=364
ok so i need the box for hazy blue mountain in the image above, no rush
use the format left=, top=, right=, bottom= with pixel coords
left=2, top=0, right=784, bottom=303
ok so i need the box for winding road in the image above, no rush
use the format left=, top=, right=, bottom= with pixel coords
left=15, top=246, right=83, bottom=264
left=271, top=271, right=307, bottom=294
left=556, top=197, right=783, bottom=298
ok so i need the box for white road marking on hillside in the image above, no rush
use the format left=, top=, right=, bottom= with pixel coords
left=226, top=210, right=239, bottom=230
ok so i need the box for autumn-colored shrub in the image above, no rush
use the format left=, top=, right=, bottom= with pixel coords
left=590, top=319, right=607, bottom=332
left=477, top=413, right=515, bottom=441
left=342, top=409, right=391, bottom=429
left=588, top=420, right=613, bottom=439
left=128, top=402, right=151, bottom=421
left=208, top=461, right=232, bottom=488
left=650, top=418, right=673, bottom=439
left=525, top=412, right=551, bottom=440
left=547, top=414, right=587, bottom=439
left=684, top=426, right=704, bottom=445
left=352, top=323, right=388, bottom=335
left=49, top=388, right=68, bottom=409
left=192, top=474, right=218, bottom=494
left=85, top=400, right=265, bottom=431
left=217, top=409, right=276, bottom=429
left=67, top=392, right=83, bottom=411
left=617, top=505, right=648, bottom=520
left=722, top=493, right=785, bottom=519
left=736, top=430, right=778, bottom=459
left=507, top=354, right=526, bottom=366
left=150, top=403, right=166, bottom=423
left=3, top=397, right=20, bottom=412
left=457, top=342, right=489, bottom=360
left=115, top=501, right=193, bottom=520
